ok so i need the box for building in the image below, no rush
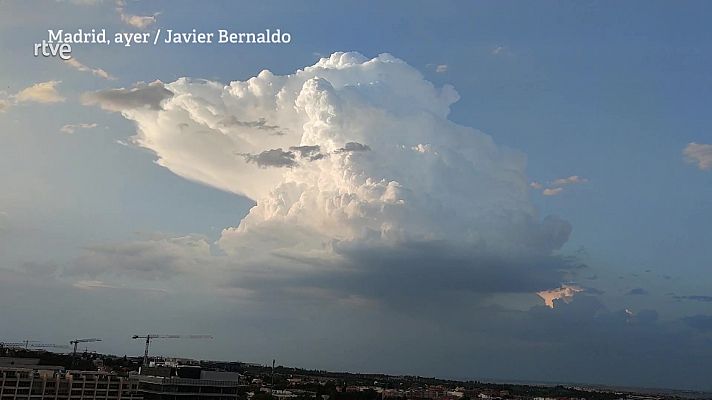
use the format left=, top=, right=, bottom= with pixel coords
left=0, top=359, right=243, bottom=400
left=0, top=366, right=141, bottom=400
left=136, top=363, right=242, bottom=400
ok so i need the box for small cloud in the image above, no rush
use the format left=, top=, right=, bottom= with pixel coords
left=120, top=13, right=157, bottom=29
left=82, top=81, right=173, bottom=112
left=64, top=58, right=115, bottom=80
left=542, top=187, right=563, bottom=196
left=537, top=284, right=583, bottom=308
left=15, top=81, right=65, bottom=104
left=626, top=288, right=649, bottom=296
left=73, top=280, right=167, bottom=294
left=289, top=145, right=324, bottom=161
left=673, top=295, right=712, bottom=303
left=116, top=1, right=158, bottom=29
left=531, top=175, right=587, bottom=196
left=491, top=45, right=512, bottom=56
left=529, top=181, right=543, bottom=190
left=551, top=175, right=588, bottom=187
left=243, top=148, right=297, bottom=168
left=435, top=64, right=448, bottom=73
left=219, top=116, right=284, bottom=135
left=335, top=142, right=371, bottom=153
left=683, top=142, right=712, bottom=171
left=60, top=123, right=98, bottom=134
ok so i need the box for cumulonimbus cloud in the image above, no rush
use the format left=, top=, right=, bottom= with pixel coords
left=83, top=52, right=576, bottom=303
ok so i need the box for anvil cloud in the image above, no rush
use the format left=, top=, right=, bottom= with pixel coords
left=84, top=52, right=574, bottom=302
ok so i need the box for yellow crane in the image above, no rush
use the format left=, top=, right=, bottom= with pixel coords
left=132, top=334, right=212, bottom=365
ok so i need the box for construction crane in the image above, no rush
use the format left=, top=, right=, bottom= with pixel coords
left=0, top=340, right=68, bottom=350
left=1, top=340, right=39, bottom=350
left=70, top=338, right=102, bottom=368
left=132, top=334, right=212, bottom=365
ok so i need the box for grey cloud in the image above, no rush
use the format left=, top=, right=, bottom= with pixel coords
left=67, top=235, right=211, bottom=280
left=81, top=81, right=173, bottom=112
left=289, top=145, right=324, bottom=161
left=673, top=294, right=712, bottom=302
left=219, top=117, right=285, bottom=135
left=243, top=148, right=297, bottom=168
left=335, top=142, right=371, bottom=153
left=626, top=287, right=649, bottom=296
left=222, top=240, right=581, bottom=312
left=243, top=146, right=326, bottom=168
left=579, top=285, right=604, bottom=295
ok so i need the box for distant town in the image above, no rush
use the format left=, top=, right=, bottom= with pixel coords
left=0, top=342, right=709, bottom=400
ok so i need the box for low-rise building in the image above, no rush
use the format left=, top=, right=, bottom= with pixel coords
left=136, top=363, right=241, bottom=400
left=0, top=366, right=141, bottom=400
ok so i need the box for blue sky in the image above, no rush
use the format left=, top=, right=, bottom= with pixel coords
left=1, top=0, right=711, bottom=391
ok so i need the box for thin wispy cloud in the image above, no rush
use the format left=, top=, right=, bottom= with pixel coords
left=60, top=123, right=99, bottom=134
left=532, top=175, right=588, bottom=196
left=491, top=45, right=512, bottom=56
left=64, top=58, right=116, bottom=80
left=73, top=280, right=167, bottom=294
left=551, top=175, right=588, bottom=187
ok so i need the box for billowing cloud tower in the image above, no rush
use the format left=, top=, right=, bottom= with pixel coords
left=84, top=52, right=572, bottom=299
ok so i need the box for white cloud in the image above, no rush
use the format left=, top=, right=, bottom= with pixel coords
left=492, top=45, right=512, bottom=56
left=531, top=175, right=587, bottom=196
left=85, top=52, right=573, bottom=302
left=542, top=187, right=563, bottom=196
left=683, top=142, right=712, bottom=171
left=120, top=13, right=156, bottom=28
left=15, top=81, right=65, bottom=104
left=435, top=64, right=448, bottom=73
left=551, top=175, right=588, bottom=187
left=64, top=58, right=115, bottom=80
left=116, top=1, right=158, bottom=29
left=60, top=123, right=98, bottom=134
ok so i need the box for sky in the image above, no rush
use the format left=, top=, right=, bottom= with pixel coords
left=1, top=0, right=712, bottom=392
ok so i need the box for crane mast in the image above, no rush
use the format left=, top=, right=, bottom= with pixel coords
left=70, top=338, right=102, bottom=368
left=132, top=334, right=212, bottom=366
